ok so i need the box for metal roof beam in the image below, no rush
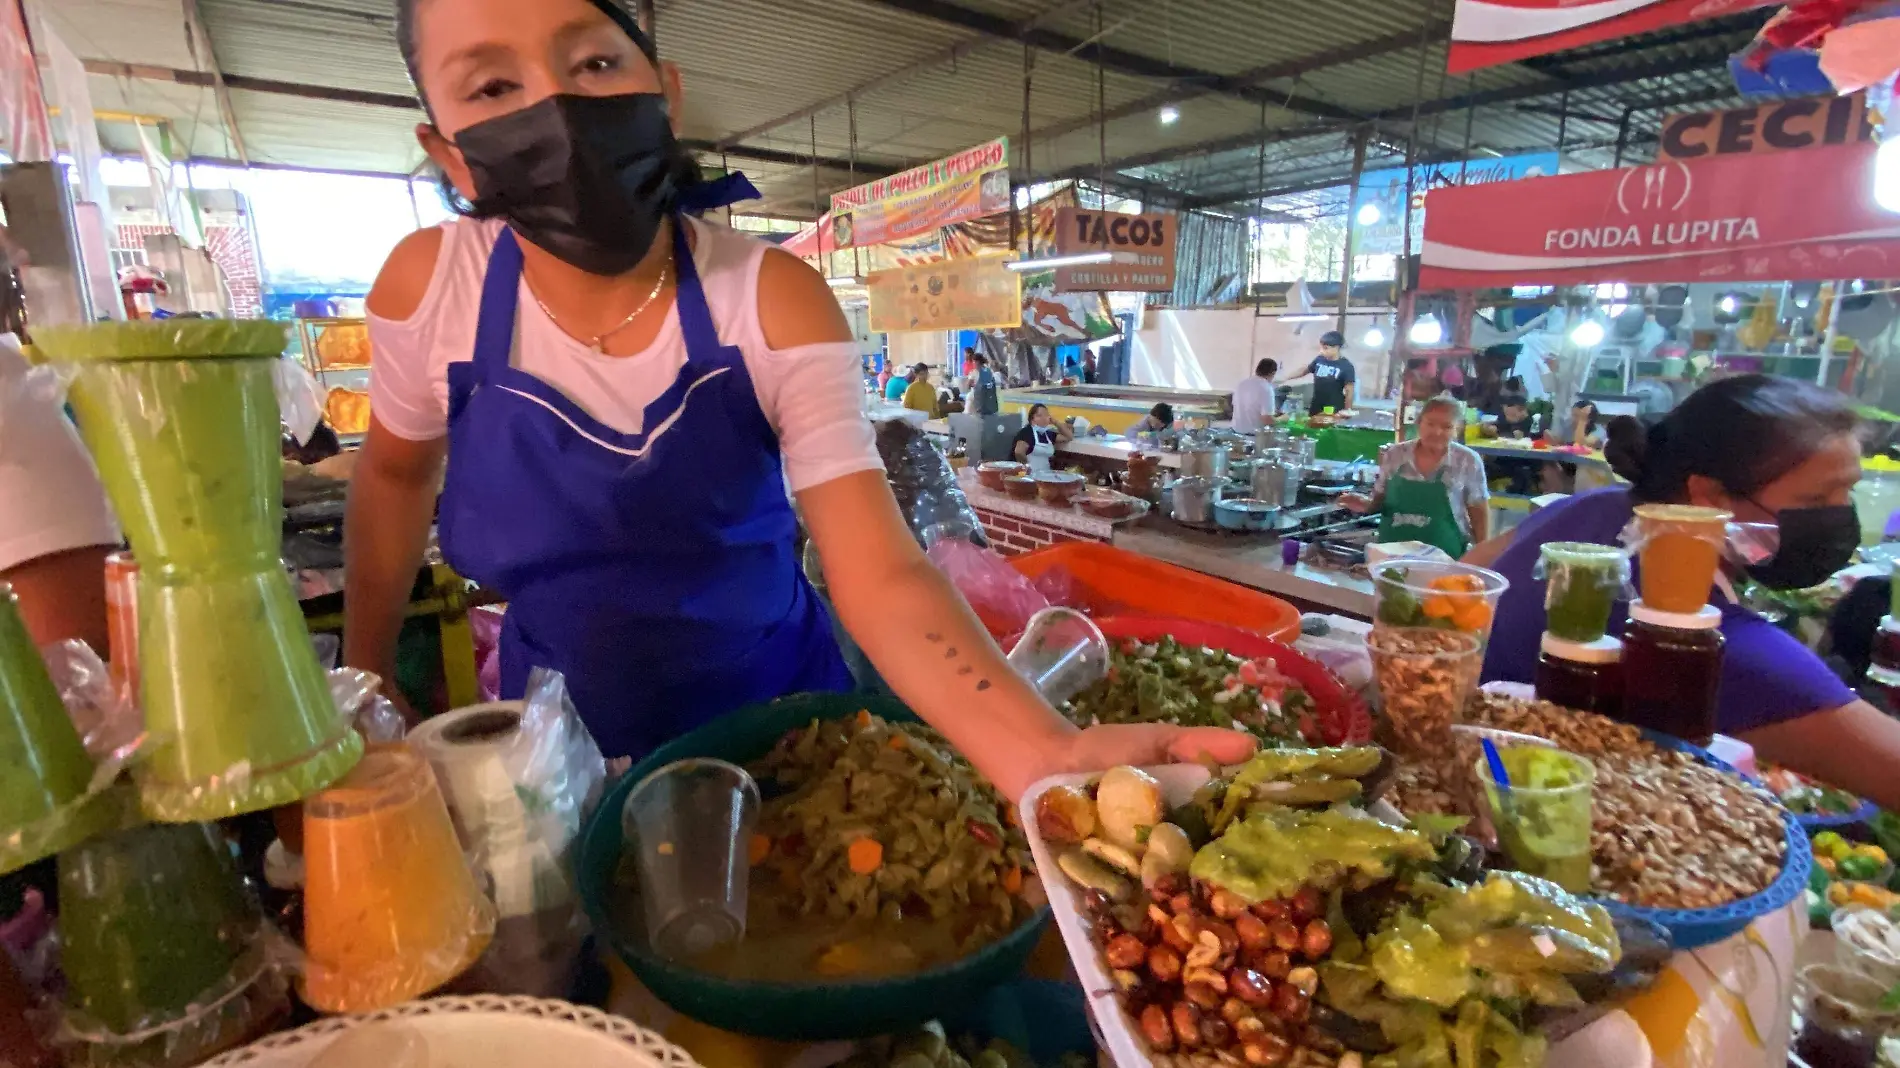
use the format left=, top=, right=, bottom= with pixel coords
left=79, top=60, right=902, bottom=177
left=851, top=0, right=1364, bottom=122
left=1026, top=22, right=1447, bottom=142
left=713, top=0, right=1095, bottom=148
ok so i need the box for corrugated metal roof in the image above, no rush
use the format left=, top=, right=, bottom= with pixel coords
left=52, top=0, right=1761, bottom=221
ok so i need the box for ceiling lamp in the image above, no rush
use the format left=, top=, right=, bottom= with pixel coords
left=1363, top=326, right=1386, bottom=348
left=1158, top=105, right=1181, bottom=126
left=1569, top=319, right=1606, bottom=347
left=1409, top=315, right=1444, bottom=345
left=1005, top=251, right=1116, bottom=272
left=1355, top=202, right=1382, bottom=226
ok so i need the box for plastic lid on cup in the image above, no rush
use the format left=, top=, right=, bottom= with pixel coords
left=1628, top=601, right=1723, bottom=630
left=1631, top=503, right=1733, bottom=526
left=1540, top=632, right=1625, bottom=664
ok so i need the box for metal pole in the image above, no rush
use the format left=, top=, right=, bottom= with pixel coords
left=1015, top=43, right=1033, bottom=253
left=1554, top=89, right=1570, bottom=167
left=1612, top=106, right=1636, bottom=167
left=1337, top=127, right=1369, bottom=335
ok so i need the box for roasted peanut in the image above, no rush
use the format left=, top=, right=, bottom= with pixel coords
left=1152, top=872, right=1187, bottom=899
left=1184, top=967, right=1230, bottom=995
left=1206, top=920, right=1242, bottom=959
left=1253, top=949, right=1292, bottom=980
left=1106, top=933, right=1148, bottom=969
left=1210, top=889, right=1250, bottom=920
left=1111, top=968, right=1143, bottom=991
left=1234, top=1016, right=1268, bottom=1043
left=1163, top=915, right=1197, bottom=953
left=1185, top=981, right=1224, bottom=1010
left=1221, top=998, right=1254, bottom=1025
left=1187, top=929, right=1225, bottom=970
left=1230, top=967, right=1274, bottom=1006
left=1299, top=920, right=1333, bottom=960
left=1199, top=1017, right=1233, bottom=1049
left=1267, top=920, right=1302, bottom=953
left=1140, top=1004, right=1176, bottom=1052
left=1289, top=887, right=1322, bottom=925
left=1149, top=943, right=1184, bottom=983
left=1252, top=899, right=1290, bottom=922
left=1270, top=983, right=1310, bottom=1023
left=1243, top=1032, right=1292, bottom=1067
left=1234, top=911, right=1271, bottom=952
left=1170, top=892, right=1195, bottom=915
left=1285, top=966, right=1319, bottom=997
left=1171, top=1002, right=1204, bottom=1049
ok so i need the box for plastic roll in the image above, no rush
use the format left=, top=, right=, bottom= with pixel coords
left=409, top=703, right=575, bottom=918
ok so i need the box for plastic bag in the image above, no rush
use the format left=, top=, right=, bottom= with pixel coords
left=875, top=414, right=988, bottom=548
left=406, top=670, right=606, bottom=998
left=271, top=357, right=324, bottom=445
left=926, top=537, right=1050, bottom=639
left=39, top=639, right=147, bottom=788
left=328, top=666, right=406, bottom=744
left=0, top=333, right=77, bottom=440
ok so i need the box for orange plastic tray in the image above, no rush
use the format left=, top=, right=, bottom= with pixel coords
left=1007, top=541, right=1301, bottom=643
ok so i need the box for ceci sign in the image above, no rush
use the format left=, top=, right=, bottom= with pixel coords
left=1659, top=95, right=1875, bottom=162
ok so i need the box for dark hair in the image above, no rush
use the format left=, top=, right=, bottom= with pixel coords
left=1319, top=331, right=1345, bottom=348
left=912, top=363, right=930, bottom=376
left=1571, top=400, right=1600, bottom=434
left=1027, top=403, right=1050, bottom=421
left=1255, top=358, right=1278, bottom=378
left=972, top=353, right=988, bottom=367
left=1500, top=393, right=1529, bottom=410
left=1603, top=374, right=1860, bottom=502
left=397, top=0, right=698, bottom=220
left=1150, top=402, right=1175, bottom=426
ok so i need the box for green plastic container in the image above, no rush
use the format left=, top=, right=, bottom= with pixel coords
left=576, top=692, right=1050, bottom=1041
left=1539, top=542, right=1630, bottom=643
left=58, top=820, right=288, bottom=1065
left=37, top=323, right=361, bottom=821
left=0, top=584, right=117, bottom=875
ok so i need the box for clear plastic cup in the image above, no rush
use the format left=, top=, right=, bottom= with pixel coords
left=1370, top=560, right=1510, bottom=646
left=1475, top=746, right=1596, bottom=894
left=1007, top=607, right=1108, bottom=707
left=1631, top=504, right=1731, bottom=613
left=1538, top=542, right=1630, bottom=643
left=620, top=758, right=760, bottom=961
left=1367, top=626, right=1482, bottom=758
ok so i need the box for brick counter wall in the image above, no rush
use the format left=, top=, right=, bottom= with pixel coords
left=974, top=507, right=1111, bottom=556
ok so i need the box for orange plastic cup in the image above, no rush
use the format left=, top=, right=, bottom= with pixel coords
left=1632, top=504, right=1731, bottom=613
left=300, top=745, right=495, bottom=1013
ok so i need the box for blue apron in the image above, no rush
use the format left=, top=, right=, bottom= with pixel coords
left=438, top=211, right=852, bottom=759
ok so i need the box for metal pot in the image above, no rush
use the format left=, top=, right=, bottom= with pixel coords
left=1289, top=436, right=1318, bottom=466
left=1251, top=453, right=1304, bottom=509
left=1255, top=427, right=1291, bottom=454
left=1214, top=497, right=1283, bottom=533
left=1178, top=446, right=1227, bottom=481
left=1170, top=476, right=1219, bottom=524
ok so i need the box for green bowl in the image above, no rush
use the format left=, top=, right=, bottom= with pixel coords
left=576, top=692, right=1050, bottom=1041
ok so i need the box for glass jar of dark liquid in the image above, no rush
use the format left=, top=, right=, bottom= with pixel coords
left=1619, top=602, right=1723, bottom=744
left=1534, top=633, right=1623, bottom=717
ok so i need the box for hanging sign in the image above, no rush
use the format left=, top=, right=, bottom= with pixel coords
left=830, top=138, right=1011, bottom=249
left=1354, top=153, right=1561, bottom=256
left=1447, top=0, right=1775, bottom=74
left=1419, top=141, right=1900, bottom=288
left=1657, top=94, right=1876, bottom=161
left=1051, top=208, right=1177, bottom=292
left=867, top=257, right=1022, bottom=333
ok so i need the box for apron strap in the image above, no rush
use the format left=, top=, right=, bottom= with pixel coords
left=472, top=228, right=525, bottom=377
left=669, top=217, right=726, bottom=361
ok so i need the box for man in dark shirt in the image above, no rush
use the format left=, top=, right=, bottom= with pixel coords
left=1292, top=331, right=1357, bottom=416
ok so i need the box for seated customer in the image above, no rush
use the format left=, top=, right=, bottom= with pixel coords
left=1479, top=374, right=1900, bottom=810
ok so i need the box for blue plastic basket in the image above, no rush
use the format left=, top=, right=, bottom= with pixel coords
left=1794, top=798, right=1880, bottom=835
left=1589, top=732, right=1811, bottom=952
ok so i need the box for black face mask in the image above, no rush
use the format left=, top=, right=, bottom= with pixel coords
left=456, top=92, right=683, bottom=276
left=1743, top=504, right=1860, bottom=590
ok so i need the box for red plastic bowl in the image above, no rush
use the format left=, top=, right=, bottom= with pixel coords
left=1090, top=615, right=1372, bottom=747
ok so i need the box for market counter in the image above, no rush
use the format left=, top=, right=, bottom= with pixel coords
left=1112, top=524, right=1375, bottom=619
left=997, top=384, right=1230, bottom=434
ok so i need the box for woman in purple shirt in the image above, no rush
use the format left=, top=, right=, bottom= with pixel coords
left=1477, top=375, right=1900, bottom=809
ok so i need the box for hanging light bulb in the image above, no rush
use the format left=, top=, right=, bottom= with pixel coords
left=1718, top=295, right=1740, bottom=315
left=1158, top=105, right=1181, bottom=126
left=1363, top=326, right=1387, bottom=348
left=1570, top=319, right=1606, bottom=347
left=1355, top=202, right=1382, bottom=226
left=1409, top=316, right=1444, bottom=345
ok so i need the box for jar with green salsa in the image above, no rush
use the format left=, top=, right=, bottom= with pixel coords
left=1539, top=542, right=1630, bottom=643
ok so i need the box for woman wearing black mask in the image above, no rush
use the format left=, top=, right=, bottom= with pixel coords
left=342, top=0, right=1251, bottom=800
left=1479, top=374, right=1900, bottom=808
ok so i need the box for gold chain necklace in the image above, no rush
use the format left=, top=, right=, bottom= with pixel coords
left=532, top=257, right=672, bottom=353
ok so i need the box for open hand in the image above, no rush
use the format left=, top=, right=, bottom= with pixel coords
left=1339, top=492, right=1373, bottom=514
left=1055, top=723, right=1258, bottom=779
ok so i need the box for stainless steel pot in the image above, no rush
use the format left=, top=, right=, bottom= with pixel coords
left=1251, top=453, right=1304, bottom=508
left=1177, top=446, right=1227, bottom=481
left=1170, top=475, right=1219, bottom=524
left=1289, top=436, right=1318, bottom=466
left=1255, top=427, right=1291, bottom=454
left=1214, top=497, right=1283, bottom=533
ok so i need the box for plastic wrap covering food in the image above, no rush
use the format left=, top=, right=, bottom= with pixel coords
left=56, top=820, right=291, bottom=1068
left=0, top=589, right=130, bottom=877
left=873, top=415, right=986, bottom=549
left=40, top=639, right=149, bottom=783
left=299, top=744, right=498, bottom=1013
left=35, top=323, right=362, bottom=822
left=271, top=359, right=324, bottom=445
left=409, top=670, right=605, bottom=997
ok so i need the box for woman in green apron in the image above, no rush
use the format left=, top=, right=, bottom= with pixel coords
left=1342, top=396, right=1490, bottom=558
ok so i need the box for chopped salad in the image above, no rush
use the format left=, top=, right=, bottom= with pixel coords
left=1061, top=636, right=1321, bottom=745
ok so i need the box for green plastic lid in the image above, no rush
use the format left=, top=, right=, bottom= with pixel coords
left=32, top=321, right=290, bottom=362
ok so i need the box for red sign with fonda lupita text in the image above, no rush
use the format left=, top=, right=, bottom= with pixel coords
left=1419, top=141, right=1900, bottom=289
left=1447, top=0, right=1775, bottom=73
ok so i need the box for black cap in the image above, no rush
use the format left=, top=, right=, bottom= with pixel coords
left=1320, top=331, right=1345, bottom=347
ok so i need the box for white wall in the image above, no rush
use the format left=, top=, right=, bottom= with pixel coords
left=887, top=330, right=952, bottom=374
left=1131, top=308, right=1393, bottom=395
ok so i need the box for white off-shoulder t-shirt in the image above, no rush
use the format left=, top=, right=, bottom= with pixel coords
left=367, top=215, right=881, bottom=492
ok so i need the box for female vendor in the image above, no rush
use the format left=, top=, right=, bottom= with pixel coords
left=1012, top=404, right=1073, bottom=473
left=1341, top=397, right=1490, bottom=558
left=343, top=0, right=1250, bottom=801
left=1477, top=374, right=1900, bottom=810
